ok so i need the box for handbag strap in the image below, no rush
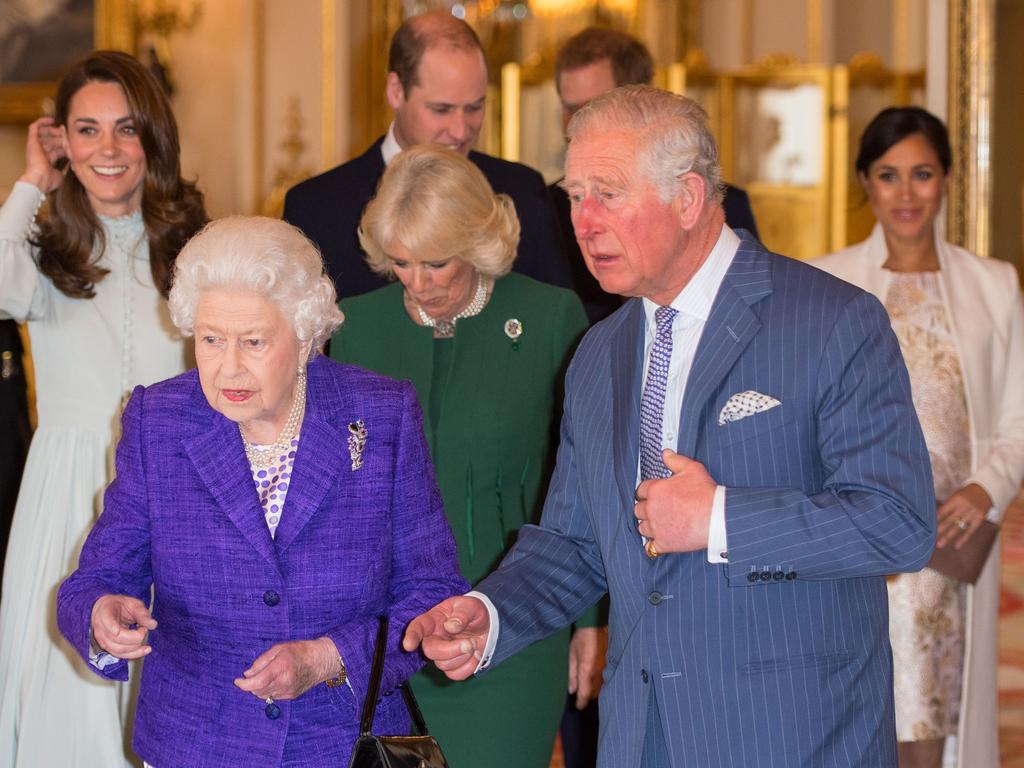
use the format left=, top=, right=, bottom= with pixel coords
left=359, top=615, right=389, bottom=736
left=401, top=681, right=430, bottom=736
left=358, top=615, right=434, bottom=737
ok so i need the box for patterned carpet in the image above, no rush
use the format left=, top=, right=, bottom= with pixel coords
left=548, top=490, right=1024, bottom=768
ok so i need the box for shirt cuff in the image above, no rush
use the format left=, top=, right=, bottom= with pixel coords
left=706, top=485, right=728, bottom=563
left=88, top=630, right=121, bottom=671
left=466, top=590, right=499, bottom=673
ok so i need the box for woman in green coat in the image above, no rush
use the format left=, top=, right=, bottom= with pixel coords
left=331, top=145, right=590, bottom=768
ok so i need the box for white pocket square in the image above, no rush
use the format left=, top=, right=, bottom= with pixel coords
left=718, top=390, right=781, bottom=426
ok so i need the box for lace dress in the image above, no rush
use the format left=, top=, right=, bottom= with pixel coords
left=0, top=182, right=184, bottom=767
left=884, top=271, right=969, bottom=741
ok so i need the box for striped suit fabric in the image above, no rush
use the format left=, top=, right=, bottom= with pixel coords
left=476, top=233, right=936, bottom=767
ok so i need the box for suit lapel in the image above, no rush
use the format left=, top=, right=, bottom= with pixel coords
left=677, top=238, right=774, bottom=456
left=610, top=300, right=645, bottom=536
left=183, top=406, right=279, bottom=571
left=272, top=356, right=347, bottom=554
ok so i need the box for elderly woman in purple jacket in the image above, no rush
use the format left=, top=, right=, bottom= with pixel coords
left=57, top=216, right=467, bottom=767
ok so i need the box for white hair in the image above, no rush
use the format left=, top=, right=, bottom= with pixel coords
left=567, top=84, right=724, bottom=205
left=168, top=216, right=344, bottom=359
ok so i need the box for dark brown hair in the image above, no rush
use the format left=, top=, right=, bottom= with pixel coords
left=33, top=50, right=207, bottom=299
left=855, top=106, right=952, bottom=178
left=555, top=27, right=654, bottom=91
left=388, top=11, right=484, bottom=97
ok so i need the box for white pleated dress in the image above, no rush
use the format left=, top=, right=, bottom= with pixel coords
left=0, top=182, right=185, bottom=768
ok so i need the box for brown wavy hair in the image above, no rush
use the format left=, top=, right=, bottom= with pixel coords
left=33, top=50, right=207, bottom=299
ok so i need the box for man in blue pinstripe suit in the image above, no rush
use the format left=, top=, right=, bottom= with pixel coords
left=405, top=86, right=936, bottom=767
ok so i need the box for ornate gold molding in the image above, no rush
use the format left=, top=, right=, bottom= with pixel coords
left=947, top=0, right=993, bottom=257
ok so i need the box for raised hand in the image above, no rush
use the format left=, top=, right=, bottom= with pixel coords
left=634, top=449, right=716, bottom=555
left=90, top=594, right=157, bottom=660
left=402, top=595, right=491, bottom=681
left=19, top=116, right=67, bottom=194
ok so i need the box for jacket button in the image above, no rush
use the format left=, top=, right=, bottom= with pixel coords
left=785, top=571, right=797, bottom=581
left=759, top=571, right=772, bottom=582
left=263, top=590, right=280, bottom=606
left=641, top=669, right=649, bottom=684
left=747, top=572, right=759, bottom=583
left=648, top=591, right=663, bottom=605
left=772, top=571, right=785, bottom=581
left=265, top=702, right=281, bottom=719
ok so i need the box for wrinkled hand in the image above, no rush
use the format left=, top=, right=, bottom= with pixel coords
left=568, top=626, right=607, bottom=709
left=402, top=595, right=490, bottom=681
left=234, top=637, right=338, bottom=701
left=936, top=483, right=993, bottom=550
left=91, top=594, right=157, bottom=660
left=634, top=449, right=716, bottom=554
left=19, top=116, right=66, bottom=193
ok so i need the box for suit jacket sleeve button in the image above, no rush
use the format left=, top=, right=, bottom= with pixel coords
left=263, top=590, right=280, bottom=606
left=785, top=571, right=797, bottom=581
left=759, top=571, right=772, bottom=582
left=772, top=571, right=785, bottom=581
left=747, top=572, right=759, bottom=583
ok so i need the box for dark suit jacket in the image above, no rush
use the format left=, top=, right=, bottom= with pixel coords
left=477, top=233, right=936, bottom=767
left=284, top=138, right=571, bottom=297
left=57, top=355, right=468, bottom=767
left=548, top=182, right=760, bottom=324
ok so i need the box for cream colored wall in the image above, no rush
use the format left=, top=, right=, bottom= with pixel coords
left=170, top=0, right=256, bottom=218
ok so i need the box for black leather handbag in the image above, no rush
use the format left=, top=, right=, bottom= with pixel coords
left=347, top=616, right=449, bottom=768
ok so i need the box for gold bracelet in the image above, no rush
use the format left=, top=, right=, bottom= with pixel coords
left=325, top=656, right=347, bottom=688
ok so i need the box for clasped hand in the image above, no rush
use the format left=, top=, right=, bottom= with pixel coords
left=633, top=449, right=716, bottom=554
left=935, top=482, right=993, bottom=550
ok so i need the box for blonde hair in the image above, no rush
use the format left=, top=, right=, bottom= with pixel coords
left=359, top=145, right=519, bottom=279
left=568, top=85, right=723, bottom=205
left=169, top=216, right=344, bottom=359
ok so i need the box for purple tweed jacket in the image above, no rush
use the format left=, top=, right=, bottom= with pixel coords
left=57, top=354, right=468, bottom=767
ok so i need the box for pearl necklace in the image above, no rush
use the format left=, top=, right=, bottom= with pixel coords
left=241, top=366, right=307, bottom=470
left=415, top=272, right=487, bottom=338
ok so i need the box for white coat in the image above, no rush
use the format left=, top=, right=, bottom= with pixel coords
left=813, top=223, right=1024, bottom=768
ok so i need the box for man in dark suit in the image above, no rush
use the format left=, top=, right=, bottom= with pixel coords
left=551, top=27, right=759, bottom=324
left=284, top=11, right=570, bottom=297
left=405, top=86, right=936, bottom=767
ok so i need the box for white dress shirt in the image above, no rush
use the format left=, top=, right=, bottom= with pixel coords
left=639, top=225, right=739, bottom=564
left=381, top=123, right=402, bottom=165
left=474, top=225, right=741, bottom=671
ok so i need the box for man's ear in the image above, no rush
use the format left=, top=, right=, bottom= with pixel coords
left=385, top=72, right=405, bottom=111
left=673, top=172, right=707, bottom=230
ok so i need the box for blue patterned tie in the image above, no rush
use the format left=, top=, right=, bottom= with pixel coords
left=640, top=306, right=678, bottom=480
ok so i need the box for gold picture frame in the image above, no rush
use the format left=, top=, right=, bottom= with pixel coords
left=0, top=0, right=136, bottom=124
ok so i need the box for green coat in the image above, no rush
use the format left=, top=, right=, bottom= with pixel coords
left=331, top=273, right=588, bottom=768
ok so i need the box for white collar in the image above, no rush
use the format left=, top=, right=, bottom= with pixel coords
left=643, top=225, right=740, bottom=325
left=381, top=123, right=403, bottom=166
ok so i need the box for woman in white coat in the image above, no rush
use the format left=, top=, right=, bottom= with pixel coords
left=813, top=106, right=1024, bottom=768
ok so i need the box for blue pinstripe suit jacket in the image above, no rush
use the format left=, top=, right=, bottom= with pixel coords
left=477, top=233, right=936, bottom=767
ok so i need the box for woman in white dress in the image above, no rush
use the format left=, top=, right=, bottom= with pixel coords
left=813, top=107, right=1024, bottom=768
left=0, top=51, right=207, bottom=767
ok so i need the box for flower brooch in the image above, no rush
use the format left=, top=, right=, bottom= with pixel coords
left=504, top=318, right=523, bottom=350
left=347, top=420, right=367, bottom=470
